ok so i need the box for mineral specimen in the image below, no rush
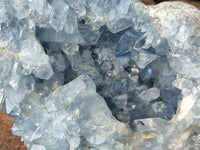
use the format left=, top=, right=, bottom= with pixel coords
left=0, top=0, right=200, bottom=150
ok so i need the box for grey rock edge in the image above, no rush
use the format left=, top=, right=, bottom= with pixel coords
left=0, top=0, right=199, bottom=150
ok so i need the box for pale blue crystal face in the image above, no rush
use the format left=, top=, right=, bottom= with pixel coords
left=0, top=0, right=200, bottom=150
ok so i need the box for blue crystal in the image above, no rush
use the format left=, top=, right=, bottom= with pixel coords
left=0, top=0, right=199, bottom=149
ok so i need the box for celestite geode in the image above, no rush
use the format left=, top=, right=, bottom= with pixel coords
left=0, top=0, right=200, bottom=150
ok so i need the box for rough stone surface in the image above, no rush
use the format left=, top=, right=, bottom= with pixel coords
left=140, top=0, right=200, bottom=9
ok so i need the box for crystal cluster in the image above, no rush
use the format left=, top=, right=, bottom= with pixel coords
left=0, top=0, right=200, bottom=150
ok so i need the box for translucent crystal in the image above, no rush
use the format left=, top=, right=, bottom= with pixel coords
left=13, top=75, right=131, bottom=149
left=31, top=144, right=46, bottom=150
left=20, top=37, right=53, bottom=79
left=50, top=1, right=68, bottom=32
left=107, top=0, right=133, bottom=33
left=0, top=56, right=13, bottom=80
left=0, top=0, right=199, bottom=149
left=138, top=87, right=160, bottom=104
left=132, top=50, right=157, bottom=69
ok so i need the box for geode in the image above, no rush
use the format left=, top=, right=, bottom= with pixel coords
left=0, top=0, right=200, bottom=150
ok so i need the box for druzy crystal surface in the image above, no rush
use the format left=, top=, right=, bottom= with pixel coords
left=0, top=0, right=200, bottom=150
